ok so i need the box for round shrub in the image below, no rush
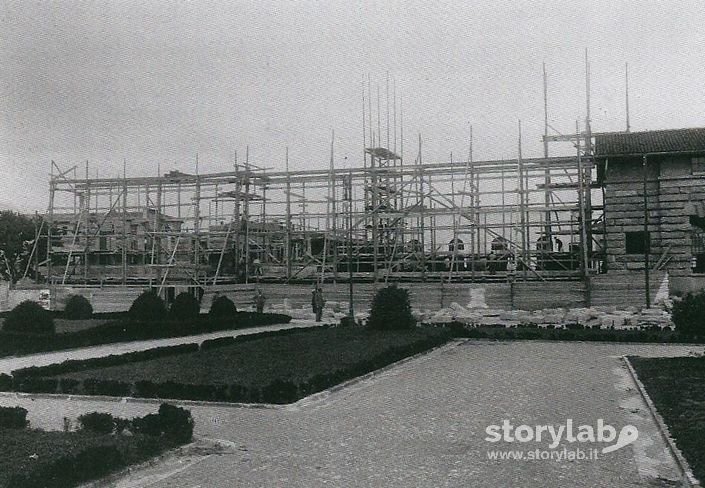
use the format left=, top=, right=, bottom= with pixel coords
left=170, top=292, right=200, bottom=321
left=367, top=285, right=415, bottom=330
left=64, top=294, right=93, bottom=320
left=129, top=291, right=167, bottom=322
left=131, top=403, right=194, bottom=443
left=0, top=406, right=29, bottom=429
left=78, top=412, right=115, bottom=434
left=209, top=295, right=237, bottom=318
left=672, top=290, right=705, bottom=336
left=2, top=300, right=55, bottom=335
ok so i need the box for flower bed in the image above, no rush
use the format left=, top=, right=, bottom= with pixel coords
left=3, top=326, right=449, bottom=404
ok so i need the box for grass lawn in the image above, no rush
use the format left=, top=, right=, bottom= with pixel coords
left=0, top=312, right=291, bottom=359
left=60, top=326, right=446, bottom=387
left=630, top=356, right=705, bottom=483
left=0, top=427, right=168, bottom=488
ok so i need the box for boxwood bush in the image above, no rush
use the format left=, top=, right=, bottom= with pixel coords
left=132, top=403, right=193, bottom=443
left=672, top=290, right=705, bottom=336
left=78, top=412, right=115, bottom=434
left=0, top=406, right=28, bottom=429
left=3, top=300, right=55, bottom=335
left=64, top=294, right=93, bottom=320
left=367, top=285, right=415, bottom=330
left=170, top=292, right=201, bottom=321
left=209, top=295, right=237, bottom=318
left=129, top=291, right=167, bottom=322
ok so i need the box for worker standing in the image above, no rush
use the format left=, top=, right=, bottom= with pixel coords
left=254, top=289, right=265, bottom=313
left=312, top=287, right=325, bottom=322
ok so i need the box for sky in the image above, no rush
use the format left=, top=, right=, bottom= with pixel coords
left=1, top=0, right=704, bottom=212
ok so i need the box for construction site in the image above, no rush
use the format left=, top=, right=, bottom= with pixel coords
left=10, top=65, right=705, bottom=315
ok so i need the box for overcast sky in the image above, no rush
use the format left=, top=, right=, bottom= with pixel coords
left=1, top=0, right=704, bottom=212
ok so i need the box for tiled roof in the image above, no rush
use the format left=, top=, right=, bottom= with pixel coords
left=594, top=128, right=705, bottom=156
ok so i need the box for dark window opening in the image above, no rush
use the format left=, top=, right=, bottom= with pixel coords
left=625, top=231, right=650, bottom=255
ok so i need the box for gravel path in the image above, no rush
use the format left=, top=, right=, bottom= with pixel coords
left=0, top=340, right=700, bottom=487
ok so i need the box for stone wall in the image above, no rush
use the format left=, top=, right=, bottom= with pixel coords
left=603, top=154, right=705, bottom=293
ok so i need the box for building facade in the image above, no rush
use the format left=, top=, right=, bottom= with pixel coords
left=595, top=127, right=705, bottom=294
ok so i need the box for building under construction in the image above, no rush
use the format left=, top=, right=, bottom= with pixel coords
left=41, top=139, right=598, bottom=283
left=22, top=122, right=704, bottom=313
left=27, top=60, right=705, bottom=311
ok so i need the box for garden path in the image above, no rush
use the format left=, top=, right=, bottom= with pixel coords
left=1, top=340, right=701, bottom=487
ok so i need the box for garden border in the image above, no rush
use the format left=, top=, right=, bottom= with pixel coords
left=0, top=339, right=460, bottom=410
left=623, top=356, right=701, bottom=488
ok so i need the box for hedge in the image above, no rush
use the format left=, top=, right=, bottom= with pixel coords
left=0, top=312, right=292, bottom=359
left=6, top=404, right=193, bottom=488
left=0, top=406, right=28, bottom=429
left=8, top=444, right=125, bottom=488
left=441, top=322, right=693, bottom=343
left=11, top=343, right=200, bottom=381
left=2, top=325, right=447, bottom=404
left=2, top=301, right=55, bottom=335
left=131, top=404, right=193, bottom=443
left=78, top=412, right=115, bottom=434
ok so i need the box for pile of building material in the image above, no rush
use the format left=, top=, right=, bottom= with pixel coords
left=417, top=302, right=673, bottom=329
left=262, top=300, right=369, bottom=324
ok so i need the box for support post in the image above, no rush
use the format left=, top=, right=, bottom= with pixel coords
left=518, top=121, right=528, bottom=280
left=48, top=162, right=55, bottom=285
left=643, top=154, right=651, bottom=308
left=122, top=160, right=128, bottom=286
left=577, top=122, right=591, bottom=304
left=346, top=172, right=354, bottom=320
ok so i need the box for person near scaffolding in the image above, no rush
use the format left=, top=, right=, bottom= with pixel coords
left=252, top=256, right=263, bottom=276
left=554, top=237, right=564, bottom=252
left=487, top=250, right=498, bottom=275
left=506, top=255, right=517, bottom=283
left=253, top=289, right=265, bottom=313
left=237, top=256, right=246, bottom=282
left=312, top=287, right=325, bottom=322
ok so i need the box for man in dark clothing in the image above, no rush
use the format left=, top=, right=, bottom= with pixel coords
left=312, top=287, right=325, bottom=322
left=254, top=290, right=265, bottom=313
left=555, top=237, right=564, bottom=252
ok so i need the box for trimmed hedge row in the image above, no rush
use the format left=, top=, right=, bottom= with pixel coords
left=0, top=311, right=292, bottom=358
left=11, top=343, right=200, bottom=381
left=443, top=322, right=699, bottom=343
left=1, top=326, right=447, bottom=404
left=78, top=404, right=193, bottom=442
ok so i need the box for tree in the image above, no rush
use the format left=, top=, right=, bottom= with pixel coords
left=0, top=211, right=39, bottom=283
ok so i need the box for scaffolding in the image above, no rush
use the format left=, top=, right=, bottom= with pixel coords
left=40, top=60, right=610, bottom=289
left=42, top=144, right=602, bottom=288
